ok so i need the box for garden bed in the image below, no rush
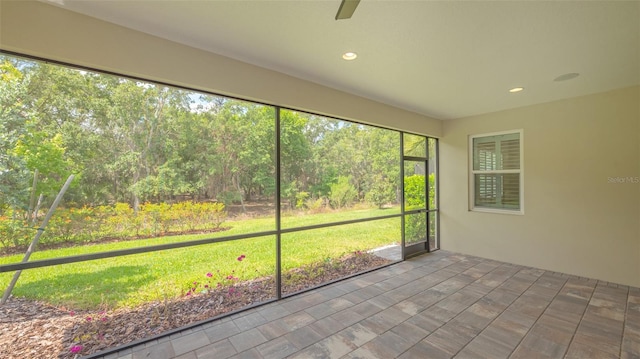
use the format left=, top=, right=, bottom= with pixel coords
left=0, top=252, right=391, bottom=359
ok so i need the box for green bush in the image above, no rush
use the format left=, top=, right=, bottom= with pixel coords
left=295, top=191, right=310, bottom=209
left=329, top=176, right=357, bottom=209
left=365, top=175, right=396, bottom=209
left=0, top=215, right=31, bottom=252
left=403, top=173, right=436, bottom=244
left=218, top=191, right=242, bottom=207
left=0, top=201, right=227, bottom=251
left=404, top=174, right=425, bottom=209
left=405, top=213, right=426, bottom=244
left=197, top=202, right=227, bottom=229
left=141, top=202, right=173, bottom=236
left=305, top=197, right=326, bottom=213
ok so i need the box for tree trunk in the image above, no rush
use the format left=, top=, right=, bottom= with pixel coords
left=233, top=174, right=246, bottom=213
left=133, top=195, right=140, bottom=213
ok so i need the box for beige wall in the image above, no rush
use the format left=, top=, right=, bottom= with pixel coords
left=441, top=86, right=640, bottom=287
left=0, top=1, right=441, bottom=136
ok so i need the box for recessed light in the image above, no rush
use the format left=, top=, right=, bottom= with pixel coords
left=554, top=73, right=580, bottom=82
left=509, top=87, right=524, bottom=93
left=342, top=52, right=357, bottom=61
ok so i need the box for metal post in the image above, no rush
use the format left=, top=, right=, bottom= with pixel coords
left=1, top=175, right=74, bottom=305
left=275, top=107, right=282, bottom=299
left=400, top=133, right=406, bottom=260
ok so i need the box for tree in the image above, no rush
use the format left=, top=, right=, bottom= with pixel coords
left=0, top=58, right=31, bottom=213
left=13, top=131, right=72, bottom=197
left=366, top=128, right=400, bottom=207
left=0, top=52, right=413, bottom=221
left=280, top=110, right=312, bottom=207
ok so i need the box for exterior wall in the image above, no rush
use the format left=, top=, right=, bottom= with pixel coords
left=441, top=86, right=640, bottom=287
left=0, top=0, right=442, bottom=136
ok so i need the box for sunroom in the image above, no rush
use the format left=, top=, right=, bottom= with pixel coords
left=0, top=1, right=638, bottom=358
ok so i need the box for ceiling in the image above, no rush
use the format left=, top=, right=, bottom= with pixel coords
left=43, top=0, right=639, bottom=120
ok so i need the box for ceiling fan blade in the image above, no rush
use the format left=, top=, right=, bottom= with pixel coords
left=335, top=0, right=361, bottom=20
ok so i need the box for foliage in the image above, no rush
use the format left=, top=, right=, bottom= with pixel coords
left=329, top=176, right=358, bottom=209
left=0, top=214, right=32, bottom=251
left=305, top=197, right=326, bottom=213
left=0, top=59, right=31, bottom=212
left=217, top=191, right=242, bottom=207
left=404, top=173, right=436, bottom=244
left=280, top=180, right=298, bottom=210
left=405, top=213, right=427, bottom=244
left=404, top=174, right=426, bottom=209
left=366, top=174, right=396, bottom=208
left=0, top=54, right=417, bottom=222
left=295, top=191, right=310, bottom=209
left=0, top=201, right=227, bottom=252
left=13, top=132, right=73, bottom=197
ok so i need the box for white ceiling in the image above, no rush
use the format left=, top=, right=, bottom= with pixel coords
left=44, top=0, right=639, bottom=120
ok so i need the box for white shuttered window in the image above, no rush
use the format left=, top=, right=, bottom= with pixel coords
left=470, top=130, right=523, bottom=214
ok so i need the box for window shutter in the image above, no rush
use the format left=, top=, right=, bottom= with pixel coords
left=471, top=131, right=522, bottom=212
left=500, top=138, right=520, bottom=170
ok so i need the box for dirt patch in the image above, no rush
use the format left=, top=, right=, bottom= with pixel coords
left=226, top=201, right=275, bottom=217
left=0, top=253, right=391, bottom=359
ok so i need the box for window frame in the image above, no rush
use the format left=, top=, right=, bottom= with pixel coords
left=0, top=50, right=441, bottom=274
left=469, top=129, right=524, bottom=215
left=0, top=49, right=443, bottom=358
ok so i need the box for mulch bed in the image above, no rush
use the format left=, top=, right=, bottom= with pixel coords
left=0, top=253, right=391, bottom=359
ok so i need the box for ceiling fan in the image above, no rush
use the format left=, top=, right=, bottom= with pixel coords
left=335, top=0, right=361, bottom=20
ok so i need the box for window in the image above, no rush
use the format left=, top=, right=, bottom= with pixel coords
left=470, top=130, right=523, bottom=214
left=1, top=52, right=440, bottom=357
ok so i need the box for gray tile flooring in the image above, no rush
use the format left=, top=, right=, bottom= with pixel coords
left=99, top=250, right=640, bottom=359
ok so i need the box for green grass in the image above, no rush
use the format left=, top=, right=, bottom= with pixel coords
left=0, top=208, right=400, bottom=309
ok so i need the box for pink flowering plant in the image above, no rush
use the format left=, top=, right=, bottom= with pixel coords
left=184, top=254, right=248, bottom=297
left=69, top=310, right=110, bottom=356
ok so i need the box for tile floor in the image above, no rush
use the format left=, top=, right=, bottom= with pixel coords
left=97, top=250, right=640, bottom=359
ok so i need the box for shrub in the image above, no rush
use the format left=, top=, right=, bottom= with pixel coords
left=329, top=176, right=357, bottom=209
left=404, top=174, right=425, bottom=209
left=403, top=173, right=436, bottom=244
left=183, top=201, right=226, bottom=229
left=280, top=181, right=298, bottom=210
left=218, top=191, right=241, bottom=207
left=295, top=192, right=309, bottom=210
left=172, top=201, right=195, bottom=231
left=0, top=215, right=31, bottom=252
left=141, top=202, right=173, bottom=235
left=305, top=197, right=326, bottom=214
left=405, top=213, right=427, bottom=244
left=365, top=175, right=396, bottom=209
left=106, top=203, right=136, bottom=238
left=0, top=200, right=228, bottom=251
left=202, top=202, right=227, bottom=229
left=46, top=206, right=105, bottom=244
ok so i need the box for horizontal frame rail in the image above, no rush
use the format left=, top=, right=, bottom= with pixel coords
left=0, top=213, right=402, bottom=273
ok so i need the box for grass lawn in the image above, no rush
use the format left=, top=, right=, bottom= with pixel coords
left=0, top=208, right=400, bottom=309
